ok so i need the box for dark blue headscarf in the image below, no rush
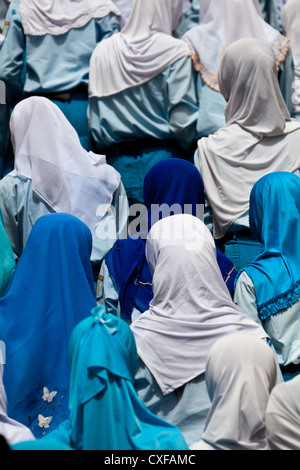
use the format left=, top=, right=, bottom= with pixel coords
left=242, top=172, right=300, bottom=320
left=0, top=213, right=96, bottom=437
left=106, top=158, right=236, bottom=320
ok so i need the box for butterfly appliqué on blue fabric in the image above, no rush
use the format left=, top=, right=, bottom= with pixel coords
left=38, top=387, right=58, bottom=428
left=42, top=386, right=57, bottom=403
left=38, top=414, right=53, bottom=429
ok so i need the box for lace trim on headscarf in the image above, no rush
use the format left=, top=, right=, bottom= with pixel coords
left=189, top=35, right=290, bottom=93
left=258, top=278, right=300, bottom=321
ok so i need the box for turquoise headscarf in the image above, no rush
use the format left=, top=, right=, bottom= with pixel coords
left=242, top=171, right=300, bottom=320
left=65, top=306, right=188, bottom=450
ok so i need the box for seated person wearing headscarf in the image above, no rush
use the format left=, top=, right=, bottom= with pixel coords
left=131, top=213, right=270, bottom=447
left=88, top=0, right=199, bottom=205
left=13, top=306, right=189, bottom=450
left=0, top=97, right=128, bottom=273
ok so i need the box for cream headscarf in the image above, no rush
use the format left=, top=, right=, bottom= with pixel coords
left=266, top=374, right=300, bottom=450
left=190, top=334, right=277, bottom=451
left=9, top=96, right=121, bottom=232
left=19, top=0, right=121, bottom=36
left=182, top=0, right=289, bottom=92
left=130, top=214, right=267, bottom=396
left=197, top=38, right=300, bottom=239
left=89, top=0, right=191, bottom=98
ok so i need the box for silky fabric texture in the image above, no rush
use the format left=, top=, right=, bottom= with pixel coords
left=240, top=172, right=300, bottom=320
left=9, top=97, right=120, bottom=232
left=183, top=0, right=288, bottom=92
left=0, top=210, right=15, bottom=298
left=58, top=306, right=188, bottom=450
left=19, top=0, right=121, bottom=36
left=130, top=214, right=267, bottom=396
left=266, top=374, right=300, bottom=450
left=0, top=364, right=34, bottom=445
left=89, top=0, right=191, bottom=98
left=191, top=334, right=277, bottom=450
left=197, top=38, right=300, bottom=239
left=0, top=213, right=97, bottom=437
left=281, top=0, right=300, bottom=79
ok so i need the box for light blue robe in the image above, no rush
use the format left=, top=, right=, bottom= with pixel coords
left=89, top=56, right=198, bottom=152
left=195, top=75, right=226, bottom=139
left=89, top=55, right=198, bottom=203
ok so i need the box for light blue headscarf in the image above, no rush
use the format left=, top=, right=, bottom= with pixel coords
left=63, top=306, right=188, bottom=450
left=0, top=210, right=15, bottom=297
left=0, top=213, right=97, bottom=438
left=242, top=172, right=300, bottom=320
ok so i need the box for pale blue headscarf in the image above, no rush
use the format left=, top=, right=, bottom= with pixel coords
left=59, top=306, right=188, bottom=450
left=242, top=172, right=300, bottom=320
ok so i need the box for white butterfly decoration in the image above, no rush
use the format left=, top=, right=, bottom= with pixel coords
left=42, top=387, right=57, bottom=403
left=38, top=414, right=53, bottom=429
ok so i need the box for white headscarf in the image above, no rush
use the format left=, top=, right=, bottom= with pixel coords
left=266, top=374, right=300, bottom=450
left=89, top=0, right=191, bottom=98
left=190, top=334, right=277, bottom=451
left=9, top=96, right=121, bottom=232
left=281, top=0, right=300, bottom=79
left=0, top=364, right=34, bottom=445
left=19, top=0, right=121, bottom=36
left=197, top=38, right=300, bottom=239
left=182, top=0, right=289, bottom=92
left=130, top=214, right=267, bottom=396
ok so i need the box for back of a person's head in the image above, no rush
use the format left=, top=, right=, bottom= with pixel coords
left=218, top=37, right=290, bottom=136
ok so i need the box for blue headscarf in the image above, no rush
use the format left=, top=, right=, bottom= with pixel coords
left=60, top=306, right=188, bottom=450
left=0, top=213, right=96, bottom=438
left=242, top=172, right=300, bottom=320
